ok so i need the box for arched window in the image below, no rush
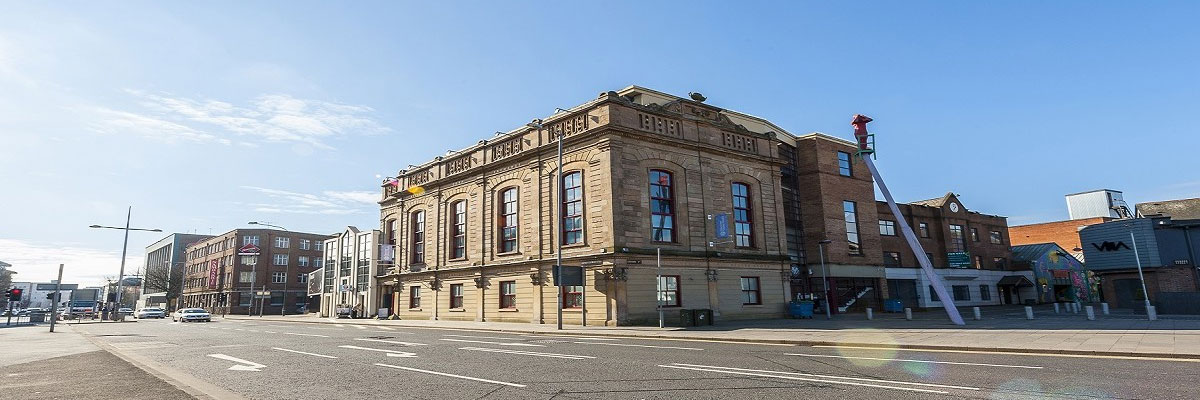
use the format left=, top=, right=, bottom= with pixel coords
left=449, top=201, right=467, bottom=259
left=649, top=170, right=674, bottom=242
left=561, top=171, right=584, bottom=245
left=498, top=188, right=518, bottom=253
left=410, top=210, right=425, bottom=264
left=732, top=182, right=753, bottom=247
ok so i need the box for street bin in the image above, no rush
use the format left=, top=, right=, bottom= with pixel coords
left=789, top=301, right=814, bottom=318
left=883, top=299, right=903, bottom=313
left=695, top=309, right=714, bottom=325
left=28, top=311, right=46, bottom=323
left=678, top=309, right=696, bottom=327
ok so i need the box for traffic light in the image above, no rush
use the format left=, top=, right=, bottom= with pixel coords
left=218, top=293, right=228, bottom=303
left=6, top=288, right=22, bottom=301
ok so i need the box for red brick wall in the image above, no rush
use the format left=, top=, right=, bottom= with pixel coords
left=1099, top=266, right=1199, bottom=306
left=1010, top=217, right=1112, bottom=251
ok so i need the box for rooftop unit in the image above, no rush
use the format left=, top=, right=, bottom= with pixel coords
left=1066, top=189, right=1130, bottom=220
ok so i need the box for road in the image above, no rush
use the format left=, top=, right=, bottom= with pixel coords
left=71, top=318, right=1197, bottom=399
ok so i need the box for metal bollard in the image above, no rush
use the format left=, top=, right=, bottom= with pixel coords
left=866, top=308, right=874, bottom=320
left=1086, top=305, right=1095, bottom=320
left=1101, top=303, right=1110, bottom=315
left=1053, top=303, right=1060, bottom=313
left=1025, top=306, right=1034, bottom=320
left=1147, top=306, right=1158, bottom=321
left=904, top=308, right=912, bottom=321
left=972, top=307, right=981, bottom=320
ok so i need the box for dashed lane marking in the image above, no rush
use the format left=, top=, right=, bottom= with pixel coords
left=458, top=346, right=594, bottom=360
left=375, top=363, right=525, bottom=387
left=439, top=338, right=543, bottom=347
left=786, top=353, right=1044, bottom=369
left=660, top=363, right=980, bottom=394
left=571, top=341, right=702, bottom=351
left=354, top=338, right=427, bottom=346
left=282, top=332, right=330, bottom=338
left=272, top=347, right=338, bottom=359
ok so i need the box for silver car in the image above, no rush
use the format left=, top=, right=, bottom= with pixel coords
left=173, top=308, right=211, bottom=322
left=135, top=308, right=166, bottom=319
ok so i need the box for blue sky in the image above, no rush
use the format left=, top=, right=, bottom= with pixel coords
left=2, top=1, right=1197, bottom=284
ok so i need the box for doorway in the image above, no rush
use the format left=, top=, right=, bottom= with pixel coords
left=887, top=279, right=918, bottom=308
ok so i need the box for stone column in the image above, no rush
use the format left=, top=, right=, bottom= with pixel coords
left=531, top=269, right=544, bottom=324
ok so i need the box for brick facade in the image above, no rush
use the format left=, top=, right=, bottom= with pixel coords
left=181, top=229, right=331, bottom=315
left=1010, top=217, right=1113, bottom=257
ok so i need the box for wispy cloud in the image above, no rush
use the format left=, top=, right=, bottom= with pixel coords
left=92, top=89, right=390, bottom=149
left=239, top=186, right=378, bottom=215
left=0, top=239, right=143, bottom=285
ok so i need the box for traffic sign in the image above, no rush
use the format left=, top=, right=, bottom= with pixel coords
left=553, top=265, right=583, bottom=286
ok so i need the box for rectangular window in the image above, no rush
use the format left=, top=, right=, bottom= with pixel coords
left=918, top=223, right=930, bottom=238
left=740, top=277, right=761, bottom=305
left=275, top=237, right=289, bottom=248
left=239, top=293, right=251, bottom=306
left=272, top=272, right=286, bottom=283
left=948, top=224, right=965, bottom=252
left=561, top=172, right=584, bottom=245
left=499, top=281, right=517, bottom=309
left=409, top=286, right=421, bottom=309
left=299, top=239, right=311, bottom=250
left=993, top=257, right=1007, bottom=269
left=732, top=183, right=753, bottom=247
left=883, top=251, right=902, bottom=267
left=970, top=228, right=979, bottom=242
left=239, top=271, right=254, bottom=283
left=925, top=252, right=935, bottom=267
left=297, top=274, right=307, bottom=283
left=270, top=292, right=284, bottom=306
left=314, top=259, right=323, bottom=268
left=273, top=254, right=288, bottom=266
left=649, top=170, right=675, bottom=242
left=974, top=256, right=982, bottom=269
left=837, top=151, right=852, bottom=176
left=298, top=256, right=309, bottom=267
left=411, top=211, right=425, bottom=263
left=878, top=220, right=896, bottom=236
left=450, top=201, right=467, bottom=259
left=952, top=285, right=971, bottom=301
left=449, top=284, right=464, bottom=309
left=243, top=235, right=259, bottom=246
left=499, top=188, right=518, bottom=253
left=979, top=285, right=991, bottom=301
left=929, top=285, right=940, bottom=302
left=656, top=275, right=681, bottom=307
left=844, top=201, right=861, bottom=255
left=315, top=241, right=324, bottom=251
left=562, top=285, right=583, bottom=309
left=989, top=231, right=1003, bottom=245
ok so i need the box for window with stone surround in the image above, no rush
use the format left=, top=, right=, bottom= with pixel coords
left=732, top=183, right=753, bottom=247
left=649, top=170, right=675, bottom=242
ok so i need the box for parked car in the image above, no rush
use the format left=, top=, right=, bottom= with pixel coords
left=118, top=307, right=133, bottom=314
left=135, top=307, right=166, bottom=319
left=172, top=308, right=211, bottom=322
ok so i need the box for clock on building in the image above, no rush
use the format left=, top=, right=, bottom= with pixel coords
left=949, top=202, right=960, bottom=212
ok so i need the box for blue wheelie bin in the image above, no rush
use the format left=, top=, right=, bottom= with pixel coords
left=789, top=301, right=814, bottom=319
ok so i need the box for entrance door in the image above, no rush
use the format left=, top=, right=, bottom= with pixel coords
left=1114, top=279, right=1142, bottom=308
left=887, top=279, right=918, bottom=308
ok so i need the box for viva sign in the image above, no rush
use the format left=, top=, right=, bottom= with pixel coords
left=1092, top=241, right=1131, bottom=252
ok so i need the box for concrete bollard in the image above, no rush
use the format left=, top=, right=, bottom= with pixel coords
left=972, top=307, right=981, bottom=320
left=1053, top=303, right=1060, bottom=313
left=904, top=308, right=913, bottom=321
left=1101, top=303, right=1110, bottom=315
left=1073, top=303, right=1080, bottom=314
left=1025, top=306, right=1034, bottom=320
left=866, top=308, right=874, bottom=320
left=1086, top=305, right=1095, bottom=320
left=1147, top=306, right=1158, bottom=321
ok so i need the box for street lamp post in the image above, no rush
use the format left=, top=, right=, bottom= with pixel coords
left=1129, top=230, right=1154, bottom=319
left=243, top=252, right=258, bottom=317
left=90, top=206, right=161, bottom=320
left=818, top=239, right=832, bottom=320
left=250, top=222, right=289, bottom=316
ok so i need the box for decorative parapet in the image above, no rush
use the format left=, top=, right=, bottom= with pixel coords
left=722, top=132, right=758, bottom=154
left=549, top=113, right=590, bottom=142
left=491, top=135, right=524, bottom=161
left=445, top=153, right=475, bottom=176
left=636, top=112, right=681, bottom=138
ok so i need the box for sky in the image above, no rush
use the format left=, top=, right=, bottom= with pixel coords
left=1, top=1, right=1197, bottom=286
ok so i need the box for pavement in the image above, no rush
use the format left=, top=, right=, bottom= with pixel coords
left=221, top=304, right=1200, bottom=359
left=63, top=315, right=1200, bottom=399
left=0, top=323, right=193, bottom=400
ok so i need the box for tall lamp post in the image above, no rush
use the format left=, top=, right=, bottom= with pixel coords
left=1127, top=225, right=1154, bottom=320
left=249, top=222, right=289, bottom=316
left=90, top=206, right=161, bottom=320
left=817, top=239, right=832, bottom=319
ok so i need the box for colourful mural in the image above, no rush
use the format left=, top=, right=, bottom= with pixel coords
left=1014, top=243, right=1098, bottom=303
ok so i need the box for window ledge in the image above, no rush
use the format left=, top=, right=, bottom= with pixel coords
left=408, top=308, right=422, bottom=311
left=742, top=304, right=764, bottom=308
left=562, top=308, right=584, bottom=312
left=448, top=308, right=466, bottom=312
left=498, top=308, right=520, bottom=312
left=495, top=251, right=522, bottom=257
left=447, top=258, right=468, bottom=263
left=560, top=243, right=589, bottom=250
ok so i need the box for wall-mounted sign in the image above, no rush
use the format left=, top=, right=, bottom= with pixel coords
left=1092, top=241, right=1131, bottom=252
left=627, top=259, right=642, bottom=265
left=1175, top=260, right=1191, bottom=265
left=947, top=252, right=971, bottom=267
left=714, top=213, right=729, bottom=239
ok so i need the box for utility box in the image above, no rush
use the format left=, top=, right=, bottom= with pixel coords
left=695, top=309, right=714, bottom=325
left=678, top=309, right=696, bottom=327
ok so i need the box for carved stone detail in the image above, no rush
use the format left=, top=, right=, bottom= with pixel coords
left=550, top=114, right=589, bottom=141
left=491, top=136, right=524, bottom=161
left=637, top=112, right=681, bottom=138
left=446, top=155, right=474, bottom=175
left=722, top=132, right=757, bottom=153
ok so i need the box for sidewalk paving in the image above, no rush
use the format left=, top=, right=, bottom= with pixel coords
left=227, top=305, right=1200, bottom=359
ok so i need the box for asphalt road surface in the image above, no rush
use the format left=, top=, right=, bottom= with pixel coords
left=71, top=318, right=1198, bottom=399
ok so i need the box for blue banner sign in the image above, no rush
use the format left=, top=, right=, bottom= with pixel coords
left=714, top=213, right=730, bottom=239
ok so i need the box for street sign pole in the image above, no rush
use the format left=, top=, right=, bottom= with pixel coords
left=50, top=264, right=63, bottom=332
left=657, top=247, right=663, bottom=328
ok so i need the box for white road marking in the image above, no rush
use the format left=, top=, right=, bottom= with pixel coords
left=668, top=363, right=980, bottom=392
left=376, top=326, right=394, bottom=331
left=786, top=353, right=1043, bottom=369
left=444, top=334, right=527, bottom=340
left=233, top=328, right=245, bottom=331
left=207, top=354, right=267, bottom=371
left=338, top=345, right=418, bottom=357
left=352, top=325, right=366, bottom=330
left=354, top=338, right=427, bottom=346
left=375, top=363, right=525, bottom=387
left=439, top=338, right=543, bottom=347
left=525, top=335, right=619, bottom=341
left=572, top=341, right=702, bottom=351
left=458, top=346, right=594, bottom=360
left=272, top=347, right=338, bottom=359
left=264, top=331, right=277, bottom=334
left=282, top=332, right=330, bottom=338
left=810, top=345, right=1200, bottom=363
left=373, top=330, right=412, bottom=335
